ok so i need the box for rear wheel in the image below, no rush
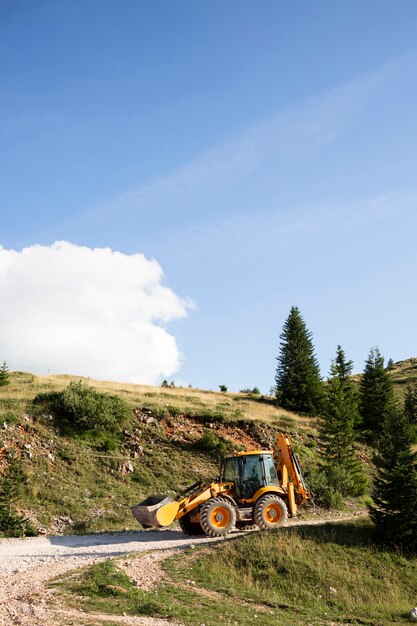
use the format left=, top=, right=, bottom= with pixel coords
left=253, top=495, right=288, bottom=530
left=200, top=497, right=236, bottom=538
left=178, top=512, right=205, bottom=535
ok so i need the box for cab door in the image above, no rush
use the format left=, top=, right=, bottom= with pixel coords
left=238, top=455, right=264, bottom=499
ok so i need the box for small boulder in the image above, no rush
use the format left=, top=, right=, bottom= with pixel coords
left=409, top=607, right=417, bottom=622
left=119, top=461, right=134, bottom=475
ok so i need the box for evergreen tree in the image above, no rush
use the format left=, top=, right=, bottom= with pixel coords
left=318, top=346, right=365, bottom=496
left=359, top=347, right=394, bottom=437
left=404, top=383, right=417, bottom=425
left=0, top=450, right=37, bottom=538
left=369, top=403, right=417, bottom=553
left=0, top=361, right=10, bottom=387
left=275, top=307, right=324, bottom=414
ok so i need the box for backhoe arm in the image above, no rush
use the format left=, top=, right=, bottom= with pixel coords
left=276, top=433, right=309, bottom=510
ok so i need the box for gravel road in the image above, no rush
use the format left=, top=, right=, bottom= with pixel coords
left=0, top=528, right=220, bottom=576
left=0, top=528, right=237, bottom=626
left=0, top=515, right=361, bottom=626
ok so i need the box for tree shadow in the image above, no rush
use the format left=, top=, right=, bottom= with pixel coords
left=282, top=519, right=375, bottom=549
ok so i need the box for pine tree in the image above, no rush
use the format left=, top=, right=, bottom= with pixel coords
left=319, top=346, right=365, bottom=496
left=0, top=450, right=37, bottom=537
left=369, top=403, right=417, bottom=553
left=359, top=347, right=394, bottom=438
left=404, top=383, right=417, bottom=425
left=0, top=361, right=10, bottom=387
left=275, top=307, right=324, bottom=414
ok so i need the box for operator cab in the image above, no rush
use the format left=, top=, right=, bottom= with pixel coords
left=221, top=451, right=279, bottom=499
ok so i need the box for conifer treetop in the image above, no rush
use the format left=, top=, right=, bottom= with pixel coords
left=275, top=306, right=323, bottom=415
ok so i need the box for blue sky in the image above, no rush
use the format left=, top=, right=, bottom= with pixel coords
left=1, top=1, right=417, bottom=391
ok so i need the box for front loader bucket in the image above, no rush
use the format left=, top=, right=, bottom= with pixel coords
left=131, top=494, right=179, bottom=529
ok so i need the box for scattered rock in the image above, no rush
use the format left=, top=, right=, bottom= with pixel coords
left=103, top=584, right=128, bottom=595
left=23, top=444, right=33, bottom=460
left=51, top=515, right=74, bottom=533
left=409, top=607, right=417, bottom=622
left=329, top=586, right=337, bottom=594
left=119, top=461, right=134, bottom=475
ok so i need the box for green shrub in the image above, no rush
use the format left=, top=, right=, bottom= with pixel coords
left=308, top=470, right=344, bottom=509
left=307, top=464, right=364, bottom=509
left=240, top=387, right=261, bottom=395
left=277, top=415, right=296, bottom=430
left=193, top=409, right=226, bottom=424
left=193, top=429, right=234, bottom=457
left=33, top=381, right=131, bottom=440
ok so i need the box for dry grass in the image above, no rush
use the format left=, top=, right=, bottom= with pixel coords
left=2, top=371, right=316, bottom=430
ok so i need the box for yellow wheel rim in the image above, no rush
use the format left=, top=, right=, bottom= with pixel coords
left=210, top=505, right=231, bottom=528
left=265, top=503, right=283, bottom=524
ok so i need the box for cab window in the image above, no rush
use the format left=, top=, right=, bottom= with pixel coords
left=222, top=458, right=237, bottom=483
left=240, top=454, right=263, bottom=498
left=263, top=454, right=279, bottom=486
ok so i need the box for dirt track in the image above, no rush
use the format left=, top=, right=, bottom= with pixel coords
left=0, top=516, right=360, bottom=626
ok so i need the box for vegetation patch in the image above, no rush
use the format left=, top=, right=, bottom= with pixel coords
left=192, top=429, right=238, bottom=457
left=167, top=519, right=417, bottom=624
left=53, top=559, right=165, bottom=617
left=33, top=380, right=132, bottom=447
left=53, top=520, right=417, bottom=625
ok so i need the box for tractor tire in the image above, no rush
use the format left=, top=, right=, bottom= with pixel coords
left=200, top=497, right=236, bottom=538
left=178, top=513, right=205, bottom=535
left=253, top=494, right=288, bottom=530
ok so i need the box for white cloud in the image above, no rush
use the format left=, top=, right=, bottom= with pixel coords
left=0, top=241, right=192, bottom=384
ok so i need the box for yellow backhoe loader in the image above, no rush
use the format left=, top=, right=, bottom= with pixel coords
left=131, top=433, right=309, bottom=538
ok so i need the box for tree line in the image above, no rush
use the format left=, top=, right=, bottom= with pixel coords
left=275, top=306, right=417, bottom=553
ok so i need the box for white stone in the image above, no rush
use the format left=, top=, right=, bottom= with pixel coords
left=409, top=607, right=417, bottom=622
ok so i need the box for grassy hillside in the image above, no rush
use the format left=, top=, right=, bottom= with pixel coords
left=53, top=518, right=417, bottom=625
left=389, top=357, right=417, bottom=398
left=352, top=357, right=417, bottom=401
left=1, top=357, right=414, bottom=535
left=0, top=371, right=318, bottom=534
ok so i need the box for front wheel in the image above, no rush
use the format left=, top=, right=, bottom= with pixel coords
left=200, top=497, right=236, bottom=538
left=178, top=512, right=205, bottom=535
left=253, top=495, right=288, bottom=530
